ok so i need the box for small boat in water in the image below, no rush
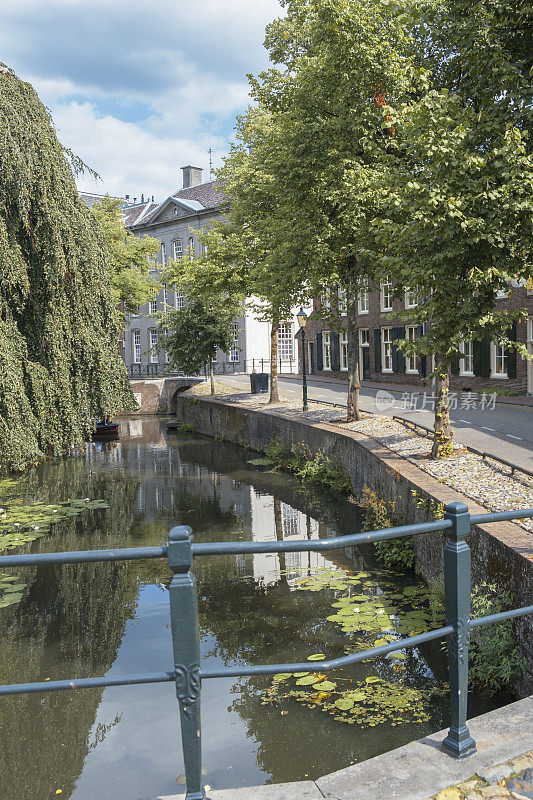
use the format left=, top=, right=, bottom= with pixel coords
left=88, top=421, right=119, bottom=441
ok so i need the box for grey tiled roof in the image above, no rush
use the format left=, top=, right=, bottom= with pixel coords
left=172, top=180, right=226, bottom=211
left=79, top=191, right=127, bottom=210
left=123, top=202, right=159, bottom=228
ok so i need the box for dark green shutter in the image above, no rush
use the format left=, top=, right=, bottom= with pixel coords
left=374, top=328, right=382, bottom=372
left=330, top=332, right=340, bottom=371
left=397, top=326, right=406, bottom=373
left=316, top=332, right=323, bottom=371
left=506, top=321, right=517, bottom=379
left=473, top=337, right=490, bottom=377
left=451, top=355, right=460, bottom=375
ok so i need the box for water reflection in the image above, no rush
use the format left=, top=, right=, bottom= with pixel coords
left=0, top=417, right=494, bottom=799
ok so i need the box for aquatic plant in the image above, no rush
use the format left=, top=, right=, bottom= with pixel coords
left=359, top=487, right=415, bottom=570
left=262, top=438, right=352, bottom=495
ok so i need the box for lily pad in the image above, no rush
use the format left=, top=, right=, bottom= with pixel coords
left=313, top=680, right=336, bottom=691
left=296, top=675, right=319, bottom=686
left=335, top=697, right=355, bottom=710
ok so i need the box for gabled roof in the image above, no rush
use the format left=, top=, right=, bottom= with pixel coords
left=173, top=179, right=225, bottom=211
left=123, top=201, right=159, bottom=228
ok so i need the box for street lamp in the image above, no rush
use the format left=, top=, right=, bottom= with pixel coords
left=296, top=308, right=308, bottom=411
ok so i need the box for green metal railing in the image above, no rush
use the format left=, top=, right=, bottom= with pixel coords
left=1, top=502, right=532, bottom=800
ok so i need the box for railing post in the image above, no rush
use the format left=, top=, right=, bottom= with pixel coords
left=167, top=526, right=205, bottom=800
left=442, top=502, right=476, bottom=759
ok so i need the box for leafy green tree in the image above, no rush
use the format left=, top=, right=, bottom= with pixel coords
left=0, top=65, right=134, bottom=472
left=91, top=196, right=159, bottom=321
left=160, top=301, right=238, bottom=395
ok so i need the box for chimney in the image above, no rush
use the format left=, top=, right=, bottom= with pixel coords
left=125, top=194, right=130, bottom=201
left=181, top=165, right=203, bottom=188
left=141, top=193, right=145, bottom=203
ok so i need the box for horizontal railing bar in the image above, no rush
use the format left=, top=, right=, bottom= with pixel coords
left=471, top=509, right=533, bottom=525
left=0, top=546, right=168, bottom=568
left=469, top=605, right=533, bottom=628
left=192, top=519, right=452, bottom=556
left=200, top=626, right=454, bottom=678
left=0, top=671, right=175, bottom=697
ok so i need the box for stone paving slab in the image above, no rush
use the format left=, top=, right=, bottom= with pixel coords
left=153, top=780, right=324, bottom=800
left=317, top=696, right=532, bottom=800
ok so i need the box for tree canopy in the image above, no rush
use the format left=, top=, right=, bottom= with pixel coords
left=91, top=196, right=159, bottom=321
left=0, top=65, right=135, bottom=472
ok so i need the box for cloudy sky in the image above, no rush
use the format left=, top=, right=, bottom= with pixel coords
left=0, top=0, right=282, bottom=200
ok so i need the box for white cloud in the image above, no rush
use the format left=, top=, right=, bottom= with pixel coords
left=0, top=0, right=283, bottom=198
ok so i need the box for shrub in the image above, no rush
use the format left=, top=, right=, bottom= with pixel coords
left=264, top=438, right=352, bottom=495
left=359, top=487, right=415, bottom=570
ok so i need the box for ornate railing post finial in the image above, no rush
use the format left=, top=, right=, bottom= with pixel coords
left=442, top=502, right=477, bottom=759
left=168, top=526, right=205, bottom=800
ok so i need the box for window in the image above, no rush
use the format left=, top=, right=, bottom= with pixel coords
left=358, top=279, right=369, bottom=314
left=382, top=327, right=393, bottom=372
left=160, top=243, right=166, bottom=266
left=459, top=339, right=474, bottom=375
left=163, top=285, right=168, bottom=306
left=338, top=287, right=347, bottom=314
left=496, top=288, right=509, bottom=299
left=405, top=326, right=418, bottom=373
left=149, top=299, right=157, bottom=315
left=380, top=279, right=393, bottom=312
left=188, top=236, right=195, bottom=258
left=405, top=288, right=418, bottom=309
left=176, top=291, right=185, bottom=310
left=491, top=341, right=507, bottom=378
left=132, top=330, right=141, bottom=363
left=278, top=323, right=293, bottom=361
left=322, top=332, right=331, bottom=370
left=359, top=328, right=369, bottom=347
left=149, top=329, right=159, bottom=363
left=173, top=239, right=182, bottom=260
left=321, top=289, right=332, bottom=310
left=281, top=503, right=299, bottom=537
left=164, top=329, right=170, bottom=363
left=229, top=323, right=239, bottom=362
left=340, top=330, right=348, bottom=370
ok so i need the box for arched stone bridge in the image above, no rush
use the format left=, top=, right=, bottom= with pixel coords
left=129, top=377, right=203, bottom=414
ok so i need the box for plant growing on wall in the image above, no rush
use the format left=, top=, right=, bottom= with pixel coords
left=0, top=65, right=135, bottom=472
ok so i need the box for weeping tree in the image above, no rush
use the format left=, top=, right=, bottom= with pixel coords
left=0, top=65, right=135, bottom=472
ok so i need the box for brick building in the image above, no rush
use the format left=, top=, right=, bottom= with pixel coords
left=302, top=281, right=533, bottom=394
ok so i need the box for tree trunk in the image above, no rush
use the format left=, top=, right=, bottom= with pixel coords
left=431, top=357, right=453, bottom=458
left=269, top=318, right=280, bottom=404
left=210, top=361, right=215, bottom=396
left=346, top=296, right=360, bottom=421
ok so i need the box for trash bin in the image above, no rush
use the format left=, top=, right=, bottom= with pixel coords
left=250, top=373, right=269, bottom=393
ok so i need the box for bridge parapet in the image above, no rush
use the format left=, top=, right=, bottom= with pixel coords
left=129, top=377, right=203, bottom=414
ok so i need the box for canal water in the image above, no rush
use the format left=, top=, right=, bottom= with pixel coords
left=0, top=417, right=499, bottom=800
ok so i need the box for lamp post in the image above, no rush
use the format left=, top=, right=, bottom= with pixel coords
left=296, top=308, right=308, bottom=411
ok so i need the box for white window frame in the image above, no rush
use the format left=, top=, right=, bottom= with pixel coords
left=322, top=332, right=331, bottom=370
left=160, top=243, right=166, bottom=266
left=149, top=329, right=159, bottom=364
left=380, top=279, right=393, bottom=312
left=338, top=287, right=347, bottom=315
left=340, top=330, right=348, bottom=370
left=491, top=341, right=508, bottom=378
left=163, top=285, right=168, bottom=306
left=359, top=328, right=369, bottom=347
left=278, top=323, right=294, bottom=361
left=496, top=287, right=509, bottom=299
left=321, top=289, right=331, bottom=310
left=175, top=291, right=185, bottom=310
left=229, top=323, right=239, bottom=363
left=173, top=239, right=182, bottom=260
left=358, top=279, right=369, bottom=315
left=188, top=236, right=195, bottom=258
left=149, top=299, right=157, bottom=315
left=404, top=288, right=418, bottom=309
left=382, top=327, right=393, bottom=372
left=132, top=330, right=141, bottom=364
left=405, top=326, right=418, bottom=373
left=459, top=338, right=474, bottom=376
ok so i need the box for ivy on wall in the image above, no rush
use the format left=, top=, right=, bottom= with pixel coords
left=0, top=65, right=135, bottom=472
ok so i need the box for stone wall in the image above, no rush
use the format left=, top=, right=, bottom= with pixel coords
left=174, top=394, right=533, bottom=695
